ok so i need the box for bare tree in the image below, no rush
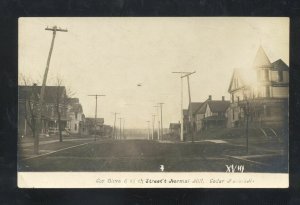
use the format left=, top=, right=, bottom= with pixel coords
left=54, top=77, right=75, bottom=142
left=19, top=75, right=39, bottom=153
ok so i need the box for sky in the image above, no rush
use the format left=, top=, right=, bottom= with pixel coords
left=18, top=17, right=289, bottom=129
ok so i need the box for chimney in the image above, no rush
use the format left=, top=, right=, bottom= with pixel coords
left=208, top=95, right=212, bottom=100
left=222, top=96, right=225, bottom=101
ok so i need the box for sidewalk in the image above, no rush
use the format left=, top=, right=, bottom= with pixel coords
left=19, top=137, right=95, bottom=148
left=18, top=136, right=97, bottom=160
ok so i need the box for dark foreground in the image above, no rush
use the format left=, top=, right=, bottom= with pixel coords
left=18, top=138, right=287, bottom=173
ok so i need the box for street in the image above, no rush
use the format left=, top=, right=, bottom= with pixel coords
left=18, top=137, right=287, bottom=173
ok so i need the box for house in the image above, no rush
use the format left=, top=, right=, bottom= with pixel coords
left=85, top=117, right=104, bottom=135
left=194, top=96, right=230, bottom=131
left=226, top=46, right=289, bottom=128
left=169, top=123, right=181, bottom=137
left=66, top=98, right=85, bottom=134
left=18, top=85, right=68, bottom=137
left=187, top=102, right=204, bottom=132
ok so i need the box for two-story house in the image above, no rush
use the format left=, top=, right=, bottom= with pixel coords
left=194, top=96, right=230, bottom=131
left=66, top=98, right=85, bottom=134
left=226, top=46, right=289, bottom=128
left=18, top=85, right=68, bottom=137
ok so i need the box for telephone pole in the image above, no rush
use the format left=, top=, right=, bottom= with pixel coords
left=153, top=105, right=160, bottom=140
left=112, top=112, right=120, bottom=140
left=152, top=114, right=156, bottom=140
left=88, top=94, right=105, bottom=141
left=35, top=26, right=68, bottom=154
left=122, top=118, right=125, bottom=140
left=172, top=72, right=189, bottom=142
left=118, top=117, right=123, bottom=140
left=181, top=71, right=196, bottom=142
left=158, top=103, right=164, bottom=139
left=146, top=121, right=150, bottom=140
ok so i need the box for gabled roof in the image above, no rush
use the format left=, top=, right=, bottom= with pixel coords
left=188, top=102, right=203, bottom=114
left=195, top=100, right=230, bottom=114
left=19, top=85, right=66, bottom=103
left=196, top=102, right=207, bottom=114
left=271, top=59, right=289, bottom=71
left=253, top=46, right=273, bottom=69
left=207, top=100, right=230, bottom=113
left=69, top=103, right=83, bottom=113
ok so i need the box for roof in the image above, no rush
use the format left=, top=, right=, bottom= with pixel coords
left=195, top=100, right=230, bottom=114
left=196, top=103, right=207, bottom=114
left=207, top=100, right=230, bottom=112
left=188, top=102, right=203, bottom=114
left=169, top=123, right=180, bottom=129
left=19, top=85, right=66, bottom=103
left=253, top=46, right=273, bottom=69
left=69, top=103, right=83, bottom=113
left=271, top=59, right=289, bottom=71
left=68, top=98, right=79, bottom=104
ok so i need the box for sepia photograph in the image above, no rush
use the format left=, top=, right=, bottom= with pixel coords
left=17, top=17, right=289, bottom=188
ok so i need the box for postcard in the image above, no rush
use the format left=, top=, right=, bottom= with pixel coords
left=18, top=17, right=289, bottom=188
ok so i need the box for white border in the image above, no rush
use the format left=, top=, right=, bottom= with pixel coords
left=18, top=172, right=288, bottom=188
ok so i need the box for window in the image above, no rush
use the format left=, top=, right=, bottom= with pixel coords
left=278, top=71, right=283, bottom=82
left=263, top=70, right=269, bottom=81
left=265, top=86, right=270, bottom=97
left=75, top=124, right=77, bottom=131
left=232, top=110, right=235, bottom=120
left=75, top=112, right=78, bottom=120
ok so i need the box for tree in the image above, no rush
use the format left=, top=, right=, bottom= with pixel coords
left=19, top=75, right=40, bottom=154
left=54, top=77, right=75, bottom=142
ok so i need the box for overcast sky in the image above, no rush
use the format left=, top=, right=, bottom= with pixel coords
left=18, top=17, right=289, bottom=129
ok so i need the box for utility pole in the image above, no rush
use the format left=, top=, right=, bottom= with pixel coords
left=88, top=94, right=105, bottom=141
left=146, top=121, right=150, bottom=140
left=152, top=114, right=156, bottom=140
left=112, top=112, right=120, bottom=140
left=118, top=117, right=123, bottom=140
left=245, top=101, right=249, bottom=155
left=158, top=103, right=164, bottom=139
left=181, top=71, right=196, bottom=142
left=35, top=26, right=67, bottom=155
left=122, top=118, right=125, bottom=140
left=172, top=71, right=192, bottom=142
left=153, top=105, right=160, bottom=140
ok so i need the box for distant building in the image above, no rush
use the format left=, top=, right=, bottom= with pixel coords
left=85, top=117, right=104, bottom=135
left=169, top=123, right=181, bottom=137
left=194, top=96, right=230, bottom=131
left=226, top=46, right=289, bottom=128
